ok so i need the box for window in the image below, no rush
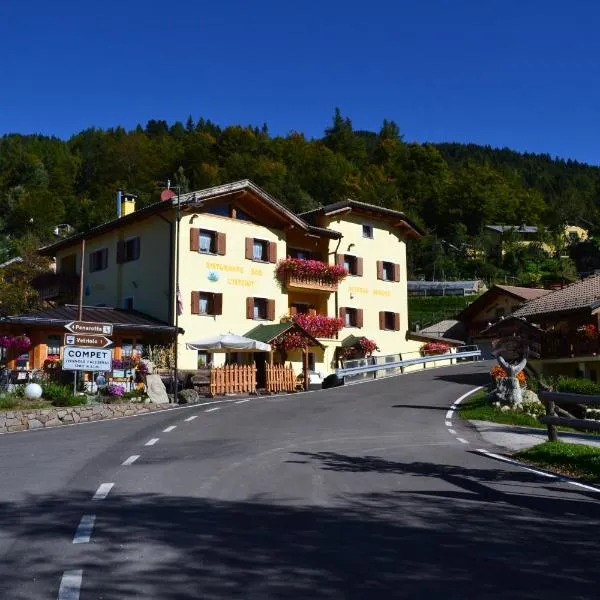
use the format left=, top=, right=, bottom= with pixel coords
left=191, top=291, right=223, bottom=316
left=199, top=230, right=217, bottom=254
left=382, top=262, right=394, bottom=281
left=362, top=224, right=373, bottom=239
left=288, top=248, right=314, bottom=260
left=247, top=297, right=275, bottom=321
left=123, top=297, right=134, bottom=310
left=197, top=351, right=210, bottom=367
left=340, top=307, right=363, bottom=328
left=246, top=238, right=276, bottom=263
left=377, top=261, right=399, bottom=282
left=47, top=334, right=61, bottom=356
left=117, top=237, right=140, bottom=263
left=379, top=311, right=400, bottom=331
left=121, top=338, right=134, bottom=357
left=89, top=248, right=108, bottom=272
left=341, top=254, right=362, bottom=276
left=290, top=302, right=310, bottom=315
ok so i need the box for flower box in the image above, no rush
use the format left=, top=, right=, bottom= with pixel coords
left=276, top=258, right=347, bottom=293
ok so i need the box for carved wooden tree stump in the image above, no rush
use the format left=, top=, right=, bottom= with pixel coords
left=497, top=355, right=527, bottom=406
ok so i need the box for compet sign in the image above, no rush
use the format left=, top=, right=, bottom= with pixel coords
left=62, top=347, right=112, bottom=372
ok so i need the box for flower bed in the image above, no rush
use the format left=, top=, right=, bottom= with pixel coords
left=276, top=258, right=348, bottom=285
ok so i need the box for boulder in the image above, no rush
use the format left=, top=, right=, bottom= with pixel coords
left=178, top=388, right=199, bottom=404
left=146, top=374, right=170, bottom=404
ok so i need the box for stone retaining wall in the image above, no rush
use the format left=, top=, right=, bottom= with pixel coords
left=0, top=402, right=170, bottom=433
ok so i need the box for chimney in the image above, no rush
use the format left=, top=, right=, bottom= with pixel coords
left=120, top=192, right=137, bottom=217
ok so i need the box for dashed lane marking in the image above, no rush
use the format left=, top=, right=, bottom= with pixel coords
left=456, top=437, right=469, bottom=444
left=235, top=399, right=251, bottom=404
left=184, top=415, right=198, bottom=422
left=122, top=455, right=140, bottom=466
left=163, top=425, right=177, bottom=432
left=445, top=421, right=452, bottom=427
left=92, top=483, right=114, bottom=501
left=205, top=407, right=221, bottom=413
left=57, top=570, right=83, bottom=600
left=73, top=514, right=96, bottom=544
left=145, top=438, right=159, bottom=446
left=448, top=429, right=457, bottom=435
left=445, top=409, right=454, bottom=420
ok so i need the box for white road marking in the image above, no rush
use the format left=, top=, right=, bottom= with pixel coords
left=235, top=399, right=251, bottom=404
left=453, top=386, right=485, bottom=406
left=448, top=429, right=457, bottom=435
left=184, top=415, right=198, bottom=422
left=122, top=455, right=140, bottom=466
left=205, top=407, right=221, bottom=413
left=566, top=480, right=600, bottom=493
left=145, top=438, right=159, bottom=446
left=163, top=425, right=177, bottom=432
left=456, top=437, right=469, bottom=444
left=445, top=409, right=454, bottom=420
left=58, top=570, right=83, bottom=600
left=73, top=514, right=96, bottom=544
left=92, top=482, right=114, bottom=501
left=445, top=420, right=452, bottom=427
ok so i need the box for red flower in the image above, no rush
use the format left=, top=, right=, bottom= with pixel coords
left=276, top=258, right=348, bottom=285
left=291, top=313, right=344, bottom=338
left=421, top=342, right=450, bottom=355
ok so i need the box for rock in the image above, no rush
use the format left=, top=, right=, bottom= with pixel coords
left=28, top=419, right=43, bottom=429
left=62, top=414, right=75, bottom=423
left=178, top=388, right=199, bottom=404
left=72, top=412, right=81, bottom=423
left=45, top=418, right=61, bottom=427
left=146, top=374, right=169, bottom=404
left=7, top=424, right=26, bottom=432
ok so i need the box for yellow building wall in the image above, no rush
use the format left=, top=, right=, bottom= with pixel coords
left=54, top=216, right=173, bottom=323
left=321, top=213, right=415, bottom=357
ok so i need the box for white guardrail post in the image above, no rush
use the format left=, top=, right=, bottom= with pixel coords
left=335, top=345, right=482, bottom=382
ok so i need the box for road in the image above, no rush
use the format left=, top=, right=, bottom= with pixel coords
left=0, top=362, right=598, bottom=599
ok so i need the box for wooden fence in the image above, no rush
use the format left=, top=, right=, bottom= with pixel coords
left=210, top=363, right=257, bottom=397
left=266, top=364, right=298, bottom=393
left=539, top=391, right=600, bottom=441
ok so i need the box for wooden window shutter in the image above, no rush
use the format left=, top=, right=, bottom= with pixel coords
left=393, top=263, right=401, bottom=282
left=246, top=297, right=255, bottom=319
left=356, top=257, right=363, bottom=277
left=190, top=228, right=199, bottom=252
left=377, top=261, right=383, bottom=280
left=336, top=254, right=345, bottom=267
left=245, top=238, right=253, bottom=260
left=379, top=311, right=385, bottom=330
left=116, top=241, right=125, bottom=264
left=308, top=308, right=317, bottom=317
left=191, top=291, right=200, bottom=315
left=339, top=307, right=347, bottom=321
left=268, top=241, right=277, bottom=263
left=289, top=305, right=298, bottom=316
left=216, top=232, right=226, bottom=256
left=357, top=309, right=364, bottom=328
left=267, top=299, right=275, bottom=321
left=394, top=312, right=400, bottom=331
left=213, top=293, right=223, bottom=315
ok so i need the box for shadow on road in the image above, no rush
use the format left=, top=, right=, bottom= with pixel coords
left=2, top=454, right=599, bottom=599
left=434, top=370, right=490, bottom=387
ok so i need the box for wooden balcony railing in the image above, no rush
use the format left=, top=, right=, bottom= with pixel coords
left=541, top=336, right=600, bottom=359
left=285, top=274, right=338, bottom=293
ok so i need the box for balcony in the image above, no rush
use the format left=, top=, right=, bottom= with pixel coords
left=276, top=258, right=347, bottom=294
left=32, top=272, right=80, bottom=303
left=288, top=313, right=344, bottom=339
left=541, top=335, right=600, bottom=359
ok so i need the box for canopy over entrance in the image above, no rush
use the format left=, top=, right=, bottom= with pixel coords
left=186, top=333, right=271, bottom=353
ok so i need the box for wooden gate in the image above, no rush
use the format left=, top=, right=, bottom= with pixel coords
left=266, top=364, right=297, bottom=393
left=210, top=363, right=257, bottom=396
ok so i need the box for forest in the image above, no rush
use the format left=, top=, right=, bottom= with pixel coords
left=1, top=108, right=599, bottom=314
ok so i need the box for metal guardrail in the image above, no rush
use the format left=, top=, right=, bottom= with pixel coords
left=336, top=345, right=482, bottom=380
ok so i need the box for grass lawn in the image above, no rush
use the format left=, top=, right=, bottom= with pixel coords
left=458, top=389, right=543, bottom=428
left=0, top=397, right=51, bottom=411
left=516, top=442, right=600, bottom=483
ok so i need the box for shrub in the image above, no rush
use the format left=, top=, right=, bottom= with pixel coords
left=51, top=395, right=87, bottom=407
left=0, top=396, right=19, bottom=410
left=41, top=381, right=73, bottom=403
left=106, top=383, right=125, bottom=397
left=555, top=377, right=600, bottom=396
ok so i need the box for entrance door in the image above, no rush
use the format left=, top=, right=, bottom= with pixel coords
left=254, top=353, right=267, bottom=388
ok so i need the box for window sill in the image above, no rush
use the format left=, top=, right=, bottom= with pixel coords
left=197, top=313, right=219, bottom=317
left=198, top=250, right=218, bottom=256
left=249, top=258, right=270, bottom=264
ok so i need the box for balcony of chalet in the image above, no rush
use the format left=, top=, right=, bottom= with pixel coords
left=32, top=272, right=80, bottom=305
left=541, top=328, right=600, bottom=360
left=276, top=256, right=348, bottom=294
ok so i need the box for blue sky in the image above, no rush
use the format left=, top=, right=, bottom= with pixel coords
left=2, top=1, right=599, bottom=163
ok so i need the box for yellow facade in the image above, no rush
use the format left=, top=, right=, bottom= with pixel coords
left=49, top=182, right=423, bottom=377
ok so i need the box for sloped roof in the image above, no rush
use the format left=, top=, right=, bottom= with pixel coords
left=485, top=225, right=538, bottom=234
left=245, top=322, right=325, bottom=349
left=1, top=304, right=178, bottom=333
left=512, top=275, right=600, bottom=318
left=419, top=320, right=467, bottom=341
left=300, top=200, right=424, bottom=238
left=493, top=285, right=551, bottom=301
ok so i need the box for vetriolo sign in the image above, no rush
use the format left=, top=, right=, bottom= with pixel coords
left=62, top=347, right=112, bottom=372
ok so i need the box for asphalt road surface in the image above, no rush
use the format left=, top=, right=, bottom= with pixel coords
left=0, top=362, right=599, bottom=599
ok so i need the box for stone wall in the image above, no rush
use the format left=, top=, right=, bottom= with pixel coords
left=0, top=402, right=171, bottom=433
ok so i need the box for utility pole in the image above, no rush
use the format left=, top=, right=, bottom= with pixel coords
left=75, top=238, right=85, bottom=394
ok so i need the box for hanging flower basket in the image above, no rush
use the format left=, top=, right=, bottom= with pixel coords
left=421, top=342, right=450, bottom=356
left=0, top=334, right=31, bottom=351
left=290, top=313, right=344, bottom=338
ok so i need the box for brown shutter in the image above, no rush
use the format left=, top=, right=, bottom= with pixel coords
left=268, top=241, right=277, bottom=263
left=394, top=313, right=400, bottom=331
left=308, top=308, right=317, bottom=317
left=190, top=228, right=199, bottom=252
left=337, top=254, right=345, bottom=267
left=377, top=261, right=383, bottom=280
left=245, top=238, right=253, bottom=260
left=379, top=311, right=385, bottom=330
left=289, top=305, right=297, bottom=316
left=191, top=291, right=200, bottom=315
left=246, top=297, right=254, bottom=319
left=393, top=263, right=400, bottom=282
left=356, top=257, right=363, bottom=276
left=116, top=241, right=125, bottom=264
left=267, top=299, right=275, bottom=321
left=213, top=293, right=223, bottom=315
left=216, top=232, right=226, bottom=255
left=356, top=309, right=364, bottom=328
left=339, top=307, right=347, bottom=321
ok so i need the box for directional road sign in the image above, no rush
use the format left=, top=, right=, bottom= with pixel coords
left=64, top=334, right=113, bottom=349
left=65, top=321, right=113, bottom=336
left=62, top=347, right=113, bottom=372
